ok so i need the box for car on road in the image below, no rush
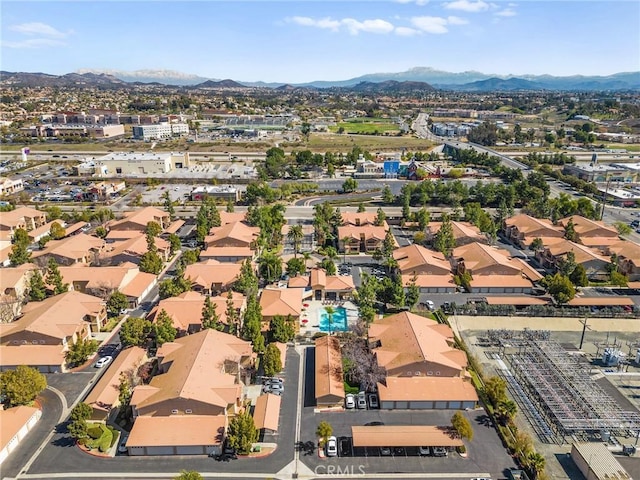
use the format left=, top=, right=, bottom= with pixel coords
left=367, top=393, right=379, bottom=409
left=326, top=436, right=338, bottom=457
left=345, top=393, right=356, bottom=409
left=357, top=391, right=367, bottom=409
left=94, top=356, right=112, bottom=368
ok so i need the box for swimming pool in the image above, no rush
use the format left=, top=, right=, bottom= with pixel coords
left=318, top=307, right=348, bottom=332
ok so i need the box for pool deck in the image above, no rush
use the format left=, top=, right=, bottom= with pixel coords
left=299, top=300, right=358, bottom=336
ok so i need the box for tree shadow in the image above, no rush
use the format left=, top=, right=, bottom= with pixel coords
left=475, top=414, right=494, bottom=428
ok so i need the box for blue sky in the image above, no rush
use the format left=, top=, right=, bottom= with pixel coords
left=1, top=1, right=638, bottom=83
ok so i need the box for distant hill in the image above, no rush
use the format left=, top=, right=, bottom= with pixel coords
left=452, top=77, right=546, bottom=92
left=0, top=71, right=125, bottom=88
left=191, top=79, right=247, bottom=89
left=75, top=68, right=209, bottom=86
left=348, top=80, right=435, bottom=93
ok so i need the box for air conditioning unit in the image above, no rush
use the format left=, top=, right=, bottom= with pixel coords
left=185, top=409, right=192, bottom=414
left=171, top=409, right=178, bottom=414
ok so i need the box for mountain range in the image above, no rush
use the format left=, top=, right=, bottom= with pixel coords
left=1, top=67, right=638, bottom=91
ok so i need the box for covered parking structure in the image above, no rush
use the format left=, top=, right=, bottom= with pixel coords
left=351, top=425, right=463, bottom=449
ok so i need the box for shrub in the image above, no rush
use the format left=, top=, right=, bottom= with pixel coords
left=88, top=426, right=103, bottom=439
left=457, top=445, right=467, bottom=453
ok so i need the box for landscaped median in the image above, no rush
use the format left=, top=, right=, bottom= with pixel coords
left=77, top=423, right=119, bottom=456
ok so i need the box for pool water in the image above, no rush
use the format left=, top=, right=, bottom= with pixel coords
left=318, top=307, right=348, bottom=332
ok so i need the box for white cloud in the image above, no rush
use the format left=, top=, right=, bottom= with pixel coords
left=287, top=16, right=396, bottom=36
left=395, top=0, right=429, bottom=5
left=395, top=26, right=422, bottom=36
left=443, top=0, right=489, bottom=12
left=410, top=16, right=449, bottom=34
left=9, top=22, right=70, bottom=38
left=1, top=38, right=66, bottom=49
left=342, top=18, right=395, bottom=35
left=508, top=2, right=517, bottom=6
left=447, top=16, right=469, bottom=25
left=495, top=8, right=517, bottom=16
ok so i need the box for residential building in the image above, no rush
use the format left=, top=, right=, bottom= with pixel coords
left=27, top=219, right=66, bottom=243
left=557, top=215, right=619, bottom=248
left=259, top=288, right=303, bottom=331
left=108, top=207, right=171, bottom=232
left=451, top=242, right=543, bottom=293
left=31, top=233, right=105, bottom=266
left=426, top=221, right=487, bottom=246
left=127, top=329, right=254, bottom=456
left=393, top=244, right=457, bottom=293
left=368, top=311, right=467, bottom=378
left=281, top=224, right=315, bottom=253
left=536, top=240, right=611, bottom=281
left=199, top=246, right=255, bottom=263
left=84, top=347, right=147, bottom=421
left=0, top=177, right=24, bottom=196
left=148, top=291, right=245, bottom=335
left=59, top=264, right=157, bottom=308
left=0, top=264, right=35, bottom=323
left=338, top=225, right=388, bottom=254
left=341, top=211, right=386, bottom=227
left=205, top=221, right=259, bottom=249
left=0, top=207, right=47, bottom=236
left=93, top=152, right=190, bottom=176
left=504, top=214, right=564, bottom=249
left=184, top=260, right=242, bottom=295
left=105, top=235, right=171, bottom=265
left=314, top=336, right=345, bottom=408
left=607, top=240, right=640, bottom=281
left=287, top=268, right=354, bottom=301
left=0, top=291, right=106, bottom=372
left=132, top=123, right=189, bottom=141
left=0, top=406, right=42, bottom=466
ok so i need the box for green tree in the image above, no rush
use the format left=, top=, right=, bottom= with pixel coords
left=563, top=218, right=578, bottom=242
left=269, top=315, right=296, bottom=343
left=162, top=191, right=175, bottom=221
left=526, top=451, right=546, bottom=479
left=357, top=202, right=366, bottom=213
left=145, top=221, right=162, bottom=239
left=406, top=273, right=420, bottom=310
left=415, top=208, right=430, bottom=231
left=316, top=420, right=333, bottom=445
left=9, top=228, right=31, bottom=266
left=0, top=365, right=47, bottom=407
left=569, top=263, right=588, bottom=287
left=226, top=291, right=240, bottom=336
left=67, top=418, right=89, bottom=440
left=374, top=208, right=386, bottom=227
left=286, top=257, right=306, bottom=277
left=610, top=270, right=628, bottom=287
left=258, top=251, right=282, bottom=284
left=118, top=371, right=132, bottom=408
left=120, top=317, right=152, bottom=347
left=234, top=259, right=258, bottom=296
left=179, top=248, right=200, bottom=268
left=382, top=185, right=394, bottom=204
left=557, top=251, right=577, bottom=277
left=530, top=237, right=544, bottom=253
left=226, top=411, right=259, bottom=454
left=153, top=309, right=178, bottom=346
left=541, top=273, right=576, bottom=304
left=174, top=471, right=203, bottom=480
left=263, top=343, right=283, bottom=377
left=341, top=178, right=358, bottom=193
left=95, top=226, right=107, bottom=239
left=318, top=258, right=336, bottom=275
left=242, top=294, right=262, bottom=341
left=107, top=291, right=129, bottom=316
left=50, top=222, right=66, bottom=240
left=65, top=338, right=98, bottom=367
left=226, top=200, right=235, bottom=213
left=70, top=402, right=92, bottom=423
left=434, top=214, right=456, bottom=257
left=451, top=411, right=474, bottom=441
left=201, top=296, right=223, bottom=331
left=168, top=233, right=181, bottom=256
left=287, top=224, right=304, bottom=258
left=45, top=257, right=68, bottom=295
left=497, top=399, right=518, bottom=425
left=28, top=270, right=47, bottom=302
left=614, top=221, right=632, bottom=236
left=139, top=251, right=163, bottom=275
left=483, top=376, right=507, bottom=407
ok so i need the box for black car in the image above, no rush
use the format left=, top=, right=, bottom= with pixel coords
left=338, top=436, right=352, bottom=457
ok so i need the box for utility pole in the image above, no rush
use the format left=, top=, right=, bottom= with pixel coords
left=579, top=316, right=591, bottom=350
left=600, top=175, right=611, bottom=221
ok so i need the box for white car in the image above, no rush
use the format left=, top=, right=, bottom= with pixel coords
left=94, top=356, right=112, bottom=368
left=326, top=436, right=338, bottom=457
left=345, top=393, right=356, bottom=409
left=357, top=392, right=367, bottom=409
left=425, top=300, right=435, bottom=311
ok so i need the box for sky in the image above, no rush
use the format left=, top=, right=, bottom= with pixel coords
left=1, top=1, right=639, bottom=83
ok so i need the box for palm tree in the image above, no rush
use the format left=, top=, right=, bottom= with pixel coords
left=497, top=399, right=518, bottom=425
left=526, top=451, right=546, bottom=479
left=341, top=236, right=351, bottom=264
left=288, top=225, right=304, bottom=259
left=324, top=306, right=335, bottom=335
left=258, top=251, right=282, bottom=284
left=302, top=252, right=312, bottom=270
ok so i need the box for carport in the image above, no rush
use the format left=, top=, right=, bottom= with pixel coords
left=351, top=425, right=464, bottom=448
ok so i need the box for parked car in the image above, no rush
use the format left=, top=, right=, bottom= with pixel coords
left=326, top=436, right=338, bottom=457
left=364, top=421, right=385, bottom=426
left=394, top=447, right=405, bottom=455
left=431, top=446, right=447, bottom=457
left=357, top=391, right=367, bottom=409
left=345, top=393, right=356, bottom=409
left=338, top=436, right=351, bottom=457
left=94, top=356, right=112, bottom=368
left=418, top=446, right=431, bottom=456
left=380, top=446, right=392, bottom=456
left=367, top=393, right=379, bottom=409
left=264, top=377, right=283, bottom=386
left=424, top=300, right=435, bottom=311
left=118, top=434, right=129, bottom=454
left=263, top=383, right=284, bottom=395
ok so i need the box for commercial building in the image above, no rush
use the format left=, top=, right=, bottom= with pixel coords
left=0, top=177, right=24, bottom=196
left=562, top=163, right=637, bottom=183
left=190, top=186, right=240, bottom=202
left=132, top=123, right=189, bottom=141
left=89, top=152, right=191, bottom=176
left=570, top=442, right=631, bottom=480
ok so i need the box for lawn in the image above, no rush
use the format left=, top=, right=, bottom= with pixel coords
left=329, top=118, right=400, bottom=135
